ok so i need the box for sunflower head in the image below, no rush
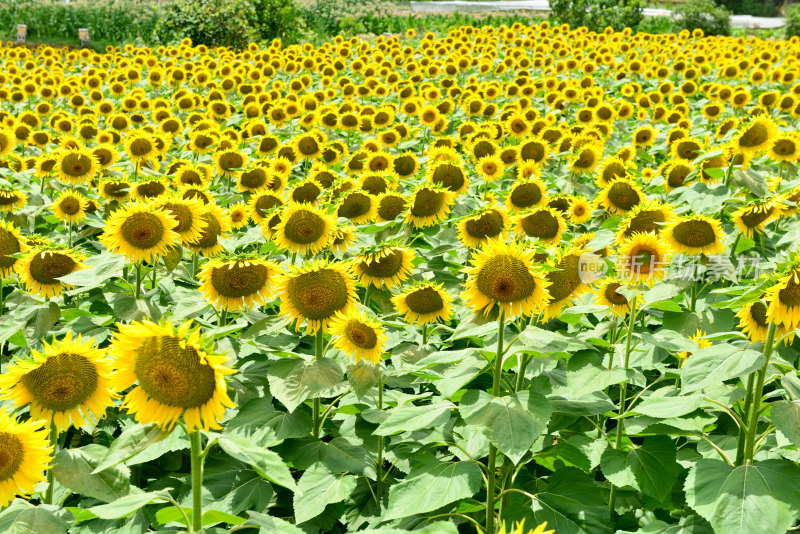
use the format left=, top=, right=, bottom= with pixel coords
left=615, top=232, right=671, bottom=287
left=273, top=203, right=334, bottom=256
left=110, top=320, right=236, bottom=432
left=274, top=260, right=357, bottom=333
left=458, top=208, right=509, bottom=248
left=329, top=312, right=387, bottom=364
left=189, top=203, right=231, bottom=257
left=354, top=244, right=415, bottom=289
left=200, top=256, right=280, bottom=311
left=506, top=178, right=548, bottom=213
left=0, top=220, right=25, bottom=278
left=734, top=116, right=777, bottom=156
left=56, top=147, right=98, bottom=184
left=618, top=201, right=673, bottom=241
left=16, top=247, right=86, bottom=298
left=463, top=238, right=551, bottom=318
left=598, top=179, right=643, bottom=215
left=0, top=189, right=26, bottom=213
left=0, top=409, right=52, bottom=507
left=515, top=207, right=566, bottom=245
left=100, top=201, right=180, bottom=263
left=732, top=199, right=782, bottom=238
left=665, top=215, right=726, bottom=255
left=376, top=193, right=407, bottom=222
left=392, top=281, right=454, bottom=326
left=337, top=191, right=376, bottom=224
left=405, top=185, right=455, bottom=228
left=595, top=277, right=640, bottom=316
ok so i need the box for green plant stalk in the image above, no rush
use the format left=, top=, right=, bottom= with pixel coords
left=422, top=323, right=428, bottom=345
left=735, top=373, right=755, bottom=466
left=44, top=422, right=57, bottom=505
left=68, top=223, right=72, bottom=249
left=152, top=260, right=158, bottom=289
left=743, top=321, right=777, bottom=463
left=376, top=372, right=384, bottom=501
left=190, top=430, right=203, bottom=532
left=485, top=311, right=505, bottom=534
left=192, top=252, right=199, bottom=280
left=0, top=278, right=4, bottom=314
left=609, top=296, right=638, bottom=512
left=135, top=263, right=142, bottom=300
left=312, top=328, right=324, bottom=438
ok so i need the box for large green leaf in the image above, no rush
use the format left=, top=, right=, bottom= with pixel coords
left=459, top=390, right=552, bottom=464
left=685, top=459, right=800, bottom=534
left=218, top=435, right=297, bottom=492
left=600, top=436, right=679, bottom=501
left=532, top=467, right=612, bottom=534
left=770, top=400, right=800, bottom=448
left=89, top=493, right=165, bottom=520
left=0, top=504, right=68, bottom=534
left=680, top=345, right=764, bottom=393
left=384, top=457, right=482, bottom=521
left=293, top=463, right=358, bottom=524
left=93, top=423, right=179, bottom=472
left=374, top=402, right=453, bottom=436
left=52, top=445, right=130, bottom=502
left=267, top=358, right=346, bottom=412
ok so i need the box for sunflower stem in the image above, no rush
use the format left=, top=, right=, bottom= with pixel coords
left=44, top=422, right=57, bottom=505
left=422, top=323, right=428, bottom=345
left=312, top=328, right=324, bottom=438
left=135, top=263, right=142, bottom=300
left=68, top=223, right=72, bottom=248
left=485, top=311, right=505, bottom=534
left=219, top=309, right=227, bottom=327
left=743, top=321, right=777, bottom=464
left=609, top=295, right=638, bottom=513
left=363, top=284, right=372, bottom=307
left=151, top=260, right=158, bottom=290
left=192, top=252, right=199, bottom=280
left=376, top=371, right=384, bottom=502
left=0, top=278, right=4, bottom=315
left=735, top=373, right=756, bottom=466
left=190, top=430, right=203, bottom=532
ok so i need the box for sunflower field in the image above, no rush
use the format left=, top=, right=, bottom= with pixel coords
left=2, top=21, right=800, bottom=534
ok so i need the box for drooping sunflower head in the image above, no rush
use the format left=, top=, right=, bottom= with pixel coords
left=16, top=247, right=85, bottom=298
left=766, top=266, right=800, bottom=330
left=392, top=281, right=454, bottom=326
left=615, top=232, right=671, bottom=287
left=617, top=200, right=674, bottom=241
left=337, top=191, right=377, bottom=224
left=0, top=220, right=25, bottom=279
left=463, top=238, right=551, bottom=318
left=329, top=311, right=387, bottom=364
left=736, top=297, right=789, bottom=344
left=734, top=116, right=777, bottom=156
left=732, top=199, right=782, bottom=238
left=100, top=201, right=180, bottom=263
left=597, top=178, right=643, bottom=215
left=595, top=277, right=640, bottom=317
left=200, top=256, right=281, bottom=311
left=515, top=206, right=567, bottom=245
left=405, top=185, right=455, bottom=228
left=0, top=331, right=116, bottom=432
left=664, top=214, right=726, bottom=255
left=188, top=203, right=231, bottom=257
left=353, top=244, right=415, bottom=289
left=457, top=207, right=509, bottom=248
left=0, top=409, right=52, bottom=507
left=51, top=189, right=88, bottom=224
left=109, top=320, right=236, bottom=432
left=55, top=147, right=98, bottom=185
left=274, top=259, right=357, bottom=334
left=0, top=189, right=26, bottom=213
left=506, top=178, right=548, bottom=213
left=541, top=246, right=591, bottom=321
left=273, top=203, right=335, bottom=256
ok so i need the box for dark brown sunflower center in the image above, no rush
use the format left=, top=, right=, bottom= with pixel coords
left=774, top=139, right=796, bottom=156
left=163, top=204, right=193, bottom=234
left=283, top=210, right=326, bottom=245
left=344, top=320, right=378, bottom=349
left=135, top=336, right=216, bottom=407
left=0, top=192, right=21, bottom=206
left=254, top=195, right=282, bottom=218
left=431, top=164, right=465, bottom=192
left=368, top=156, right=389, bottom=172
left=378, top=195, right=406, bottom=221
left=0, top=229, right=21, bottom=271
left=750, top=300, right=768, bottom=326
left=602, top=162, right=626, bottom=183
left=240, top=168, right=268, bottom=189
left=359, top=250, right=403, bottom=278
left=673, top=220, right=717, bottom=248
left=129, top=138, right=153, bottom=157
left=219, top=152, right=244, bottom=171
left=338, top=193, right=372, bottom=220
left=29, top=252, right=78, bottom=284
left=667, top=166, right=690, bottom=188
left=573, top=148, right=596, bottom=168
left=410, top=189, right=445, bottom=218
left=631, top=249, right=655, bottom=274
left=520, top=142, right=545, bottom=162
left=211, top=263, right=268, bottom=298
left=0, top=433, right=24, bottom=482
left=178, top=170, right=203, bottom=186
left=195, top=213, right=222, bottom=249
left=739, top=123, right=769, bottom=148
left=779, top=275, right=800, bottom=307
left=21, top=353, right=98, bottom=411
left=604, top=283, right=628, bottom=305
left=292, top=182, right=321, bottom=203
left=521, top=210, right=560, bottom=240
left=136, top=181, right=166, bottom=198
left=297, top=137, right=319, bottom=156
left=510, top=183, right=542, bottom=209
left=475, top=254, right=536, bottom=303
left=623, top=210, right=666, bottom=237
left=740, top=206, right=774, bottom=228
left=404, top=287, right=444, bottom=314
left=60, top=153, right=92, bottom=177
left=394, top=155, right=416, bottom=176
left=104, top=182, right=129, bottom=198
left=609, top=182, right=640, bottom=211
left=287, top=268, right=349, bottom=320
left=465, top=211, right=504, bottom=240
left=58, top=197, right=81, bottom=215
left=546, top=254, right=582, bottom=302
left=121, top=213, right=166, bottom=250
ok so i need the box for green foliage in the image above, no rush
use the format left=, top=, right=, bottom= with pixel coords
left=716, top=0, right=780, bottom=17
left=673, top=0, right=732, bottom=36
left=251, top=0, right=304, bottom=43
left=154, top=0, right=257, bottom=48
left=547, top=0, right=645, bottom=32
left=787, top=3, right=800, bottom=40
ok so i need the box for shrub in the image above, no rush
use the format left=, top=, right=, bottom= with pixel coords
left=673, top=0, right=731, bottom=36
left=787, top=4, right=800, bottom=39
left=154, top=0, right=257, bottom=48
left=547, top=0, right=645, bottom=32
left=251, top=0, right=304, bottom=43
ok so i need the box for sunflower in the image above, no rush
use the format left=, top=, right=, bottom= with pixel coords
left=392, top=281, right=454, bottom=326
left=427, top=161, right=469, bottom=194
left=457, top=207, right=509, bottom=248
left=737, top=298, right=792, bottom=344
left=618, top=201, right=673, bottom=241
left=770, top=133, right=800, bottom=162
left=51, top=189, right=88, bottom=224
left=664, top=215, right=726, bottom=255
left=0, top=409, right=52, bottom=507
left=337, top=191, right=377, bottom=224
left=200, top=256, right=280, bottom=311
left=99, top=180, right=131, bottom=202
left=595, top=277, right=640, bottom=316
left=0, top=189, right=26, bottom=213
left=542, top=247, right=590, bottom=321
left=331, top=225, right=357, bottom=254
left=273, top=203, right=335, bottom=255
left=597, top=178, right=643, bottom=215
left=273, top=259, right=357, bottom=333
left=329, top=311, right=387, bottom=364
left=596, top=156, right=632, bottom=187
left=678, top=329, right=712, bottom=363
left=405, top=185, right=455, bottom=228
left=0, top=129, right=15, bottom=156
left=238, top=165, right=271, bottom=192
left=16, top=248, right=86, bottom=298
left=766, top=266, right=800, bottom=330
left=0, top=331, right=115, bottom=432
left=632, top=126, right=657, bottom=146
left=567, top=196, right=593, bottom=224
left=376, top=193, right=408, bottom=222
left=476, top=154, right=505, bottom=183
left=515, top=207, right=567, bottom=245
left=733, top=116, right=777, bottom=157
left=55, top=147, right=98, bottom=185
left=290, top=179, right=323, bottom=204
left=153, top=197, right=208, bottom=246
left=569, top=143, right=602, bottom=174
left=248, top=191, right=284, bottom=223
left=506, top=178, right=548, bottom=213
left=661, top=160, right=693, bottom=192
left=228, top=203, right=249, bottom=229
left=101, top=201, right=180, bottom=263
left=0, top=220, right=25, bottom=278
left=188, top=203, right=231, bottom=257
left=732, top=199, right=782, bottom=238
left=124, top=131, right=158, bottom=164
left=214, top=149, right=248, bottom=175
left=353, top=245, right=415, bottom=289
left=615, top=232, right=671, bottom=287
left=109, top=320, right=236, bottom=432
left=463, top=238, right=551, bottom=318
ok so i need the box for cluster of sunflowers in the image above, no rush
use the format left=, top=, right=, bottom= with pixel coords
left=1, top=19, right=800, bottom=533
